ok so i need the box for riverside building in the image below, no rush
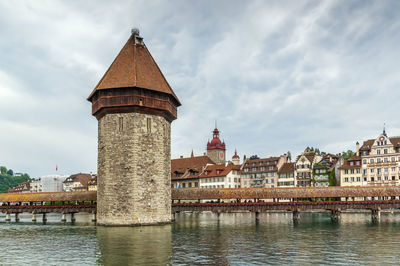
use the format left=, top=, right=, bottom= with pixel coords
left=312, top=154, right=340, bottom=187
left=171, top=154, right=215, bottom=189
left=241, top=155, right=287, bottom=188
left=295, top=148, right=322, bottom=187
left=360, top=129, right=400, bottom=186
left=199, top=164, right=241, bottom=188
left=340, top=143, right=363, bottom=186
left=277, top=162, right=296, bottom=187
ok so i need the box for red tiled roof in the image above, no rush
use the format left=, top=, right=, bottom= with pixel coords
left=65, top=173, right=92, bottom=189
left=199, top=164, right=240, bottom=178
left=348, top=154, right=361, bottom=161
left=278, top=163, right=295, bottom=174
left=87, top=33, right=180, bottom=105
left=360, top=137, right=400, bottom=150
left=340, top=159, right=361, bottom=169
left=171, top=156, right=215, bottom=180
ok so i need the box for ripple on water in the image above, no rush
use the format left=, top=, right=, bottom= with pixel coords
left=1, top=212, right=400, bottom=265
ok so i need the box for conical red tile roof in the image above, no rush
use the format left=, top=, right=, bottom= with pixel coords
left=88, top=33, right=180, bottom=106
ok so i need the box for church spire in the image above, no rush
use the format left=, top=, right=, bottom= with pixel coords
left=383, top=123, right=387, bottom=136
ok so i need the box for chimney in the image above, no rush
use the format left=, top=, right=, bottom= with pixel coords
left=356, top=141, right=360, bottom=156
left=180, top=155, right=183, bottom=159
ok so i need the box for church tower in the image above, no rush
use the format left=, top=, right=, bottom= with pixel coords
left=206, top=127, right=226, bottom=164
left=232, top=149, right=240, bottom=165
left=87, top=29, right=181, bottom=226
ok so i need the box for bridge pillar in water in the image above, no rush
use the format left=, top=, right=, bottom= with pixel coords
left=371, top=208, right=381, bottom=222
left=88, top=29, right=180, bottom=226
left=255, top=211, right=260, bottom=222
left=5, top=213, right=11, bottom=222
left=32, top=213, right=37, bottom=222
left=331, top=209, right=341, bottom=222
left=61, top=213, right=67, bottom=223
left=15, top=213, right=20, bottom=222
left=292, top=210, right=300, bottom=223
left=92, top=212, right=97, bottom=222
left=71, top=213, right=76, bottom=223
left=42, top=213, right=47, bottom=223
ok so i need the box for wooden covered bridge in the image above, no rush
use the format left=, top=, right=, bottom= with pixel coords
left=2, top=186, right=400, bottom=223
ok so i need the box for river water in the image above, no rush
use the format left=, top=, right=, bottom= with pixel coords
left=1, top=212, right=400, bottom=265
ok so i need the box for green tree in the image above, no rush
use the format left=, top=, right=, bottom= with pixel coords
left=287, top=151, right=292, bottom=161
left=328, top=169, right=337, bottom=186
left=342, top=150, right=354, bottom=160
left=0, top=166, right=6, bottom=174
left=6, top=169, right=13, bottom=176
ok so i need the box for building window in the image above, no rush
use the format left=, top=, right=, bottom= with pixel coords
left=384, top=158, right=388, bottom=163
left=377, top=149, right=381, bottom=155
left=371, top=169, right=374, bottom=173
left=357, top=177, right=361, bottom=182
left=377, top=158, right=381, bottom=163
left=147, top=118, right=151, bottom=133
left=363, top=159, right=367, bottom=164
left=370, top=159, right=374, bottom=163
left=356, top=169, right=361, bottom=174
left=345, top=177, right=349, bottom=182
left=119, top=117, right=124, bottom=132
left=384, top=149, right=388, bottom=154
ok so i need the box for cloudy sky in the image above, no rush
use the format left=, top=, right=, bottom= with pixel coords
left=1, top=0, right=400, bottom=177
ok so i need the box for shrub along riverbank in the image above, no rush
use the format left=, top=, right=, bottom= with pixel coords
left=0, top=166, right=30, bottom=193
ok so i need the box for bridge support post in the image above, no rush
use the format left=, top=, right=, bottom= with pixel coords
left=71, top=213, right=76, bottom=223
left=61, top=213, right=67, bottom=223
left=171, top=212, right=176, bottom=222
left=255, top=211, right=260, bottom=222
left=42, top=213, right=47, bottom=223
left=292, top=210, right=300, bottom=223
left=15, top=213, right=20, bottom=222
left=217, top=211, right=221, bottom=221
left=331, top=209, right=341, bottom=222
left=32, top=213, right=37, bottom=222
left=5, top=213, right=11, bottom=222
left=92, top=213, right=97, bottom=222
left=372, top=208, right=381, bottom=222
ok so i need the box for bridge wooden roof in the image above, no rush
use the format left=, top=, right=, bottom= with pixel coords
left=0, top=191, right=97, bottom=203
left=172, top=186, right=400, bottom=200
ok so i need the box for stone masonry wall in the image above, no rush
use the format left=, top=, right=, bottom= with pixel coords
left=97, top=112, right=171, bottom=225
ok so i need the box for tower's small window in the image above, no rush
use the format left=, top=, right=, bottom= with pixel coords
left=147, top=118, right=151, bottom=133
left=139, top=98, right=144, bottom=106
left=119, top=117, right=123, bottom=132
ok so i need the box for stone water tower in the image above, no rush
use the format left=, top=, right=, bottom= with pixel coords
left=87, top=29, right=181, bottom=226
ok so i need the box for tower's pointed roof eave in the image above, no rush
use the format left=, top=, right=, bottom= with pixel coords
left=87, top=34, right=181, bottom=106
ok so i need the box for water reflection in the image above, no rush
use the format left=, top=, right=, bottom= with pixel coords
left=96, top=225, right=172, bottom=265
